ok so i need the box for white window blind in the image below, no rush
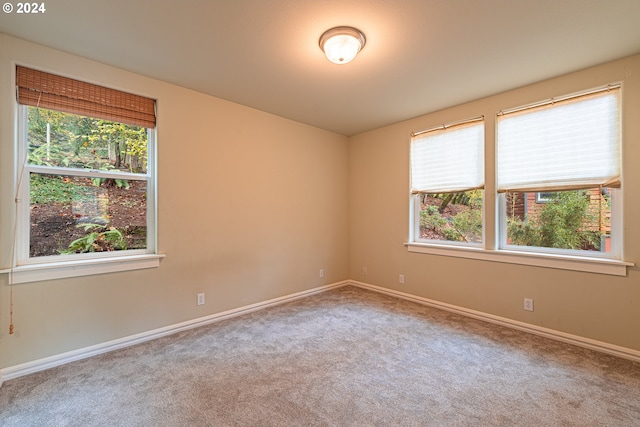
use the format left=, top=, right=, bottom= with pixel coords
left=410, top=120, right=484, bottom=194
left=497, top=87, right=621, bottom=193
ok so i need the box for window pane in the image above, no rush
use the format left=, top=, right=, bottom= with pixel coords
left=27, top=107, right=148, bottom=174
left=30, top=173, right=147, bottom=257
left=505, top=188, right=611, bottom=252
left=418, top=190, right=483, bottom=244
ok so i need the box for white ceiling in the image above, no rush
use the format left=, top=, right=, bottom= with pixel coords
left=1, top=0, right=640, bottom=136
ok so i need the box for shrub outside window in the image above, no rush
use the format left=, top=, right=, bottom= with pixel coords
left=505, top=188, right=613, bottom=253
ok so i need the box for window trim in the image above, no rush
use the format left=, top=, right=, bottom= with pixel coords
left=410, top=192, right=485, bottom=248
left=8, top=96, right=159, bottom=282
left=407, top=84, right=633, bottom=276
left=0, top=254, right=165, bottom=284
left=409, top=117, right=485, bottom=247
left=405, top=242, right=631, bottom=276
left=17, top=105, right=157, bottom=264
left=497, top=190, right=620, bottom=260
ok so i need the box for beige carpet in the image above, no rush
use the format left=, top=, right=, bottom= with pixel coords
left=1, top=285, right=639, bottom=426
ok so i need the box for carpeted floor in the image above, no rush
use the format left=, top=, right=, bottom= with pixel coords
left=1, top=285, right=639, bottom=426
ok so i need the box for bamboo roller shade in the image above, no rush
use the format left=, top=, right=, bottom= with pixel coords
left=16, top=66, right=156, bottom=128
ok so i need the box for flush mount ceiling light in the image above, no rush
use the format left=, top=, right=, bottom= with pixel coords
left=319, top=26, right=366, bottom=64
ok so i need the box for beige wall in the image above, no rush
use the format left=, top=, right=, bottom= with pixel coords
left=0, top=34, right=349, bottom=368
left=349, top=53, right=640, bottom=352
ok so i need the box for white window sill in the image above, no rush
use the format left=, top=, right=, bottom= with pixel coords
left=0, top=253, right=165, bottom=284
left=406, top=242, right=633, bottom=276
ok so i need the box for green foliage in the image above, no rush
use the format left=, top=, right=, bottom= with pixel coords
left=420, top=205, right=447, bottom=231
left=28, top=143, right=71, bottom=167
left=27, top=107, right=145, bottom=206
left=420, top=190, right=483, bottom=243
left=27, top=107, right=148, bottom=173
left=91, top=178, right=130, bottom=189
left=507, top=190, right=602, bottom=251
left=30, top=174, right=73, bottom=204
left=89, top=120, right=148, bottom=173
left=61, top=223, right=127, bottom=254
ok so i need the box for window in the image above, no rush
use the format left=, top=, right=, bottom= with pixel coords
left=497, top=86, right=621, bottom=257
left=535, top=192, right=555, bottom=203
left=15, top=66, right=158, bottom=269
left=407, top=85, right=630, bottom=275
left=410, top=117, right=484, bottom=245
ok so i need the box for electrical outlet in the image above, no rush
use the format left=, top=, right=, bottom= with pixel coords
left=319, top=269, right=324, bottom=278
left=197, top=293, right=205, bottom=306
left=524, top=298, right=534, bottom=311
left=399, top=274, right=405, bottom=284
left=362, top=266, right=368, bottom=275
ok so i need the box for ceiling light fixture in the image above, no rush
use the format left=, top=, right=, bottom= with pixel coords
left=319, top=26, right=366, bottom=65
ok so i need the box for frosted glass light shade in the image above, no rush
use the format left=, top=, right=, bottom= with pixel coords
left=319, top=26, right=366, bottom=64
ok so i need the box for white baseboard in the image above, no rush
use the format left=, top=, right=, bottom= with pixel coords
left=2, top=278, right=638, bottom=388
left=347, top=280, right=640, bottom=363
left=0, top=281, right=348, bottom=385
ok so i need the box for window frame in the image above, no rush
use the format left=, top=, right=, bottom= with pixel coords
left=409, top=117, right=485, bottom=248
left=7, top=86, right=161, bottom=284
left=410, top=191, right=485, bottom=248
left=406, top=84, right=631, bottom=276
left=535, top=192, right=554, bottom=203
left=497, top=189, right=621, bottom=260
left=496, top=86, right=621, bottom=260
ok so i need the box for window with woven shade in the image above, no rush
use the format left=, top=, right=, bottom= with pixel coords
left=14, top=66, right=158, bottom=269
